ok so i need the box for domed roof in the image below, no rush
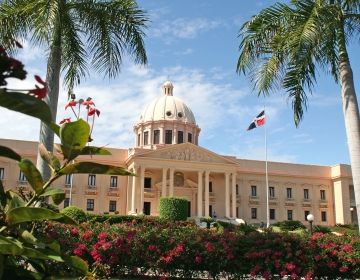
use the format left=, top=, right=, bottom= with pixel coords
left=139, top=81, right=196, bottom=124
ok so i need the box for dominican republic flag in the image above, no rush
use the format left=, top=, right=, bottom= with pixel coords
left=247, top=110, right=265, bottom=130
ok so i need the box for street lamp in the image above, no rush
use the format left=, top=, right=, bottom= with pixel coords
left=307, top=214, right=314, bottom=235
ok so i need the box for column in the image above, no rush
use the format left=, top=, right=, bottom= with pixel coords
left=225, top=172, right=230, bottom=218
left=130, top=166, right=137, bottom=214
left=169, top=168, right=174, bottom=197
left=173, top=128, right=177, bottom=144
left=162, top=168, right=167, bottom=197
left=231, top=173, right=237, bottom=218
left=160, top=126, right=165, bottom=145
left=205, top=171, right=210, bottom=217
left=139, top=166, right=145, bottom=214
left=197, top=171, right=203, bottom=217
left=140, top=127, right=143, bottom=147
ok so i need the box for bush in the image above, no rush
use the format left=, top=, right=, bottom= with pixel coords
left=159, top=197, right=188, bottom=221
left=313, top=225, right=332, bottom=234
left=273, top=220, right=306, bottom=231
left=237, top=223, right=257, bottom=234
left=61, top=206, right=87, bottom=223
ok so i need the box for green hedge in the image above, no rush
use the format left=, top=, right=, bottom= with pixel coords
left=159, top=197, right=188, bottom=221
left=273, top=220, right=306, bottom=231
left=61, top=206, right=87, bottom=223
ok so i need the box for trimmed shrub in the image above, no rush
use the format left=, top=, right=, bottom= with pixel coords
left=313, top=225, right=332, bottom=234
left=61, top=206, right=87, bottom=223
left=159, top=197, right=188, bottom=221
left=273, top=220, right=306, bottom=231
left=237, top=223, right=257, bottom=234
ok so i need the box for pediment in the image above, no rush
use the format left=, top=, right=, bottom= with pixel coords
left=137, top=143, right=237, bottom=165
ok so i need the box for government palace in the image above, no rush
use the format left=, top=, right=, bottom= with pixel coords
left=0, top=81, right=357, bottom=226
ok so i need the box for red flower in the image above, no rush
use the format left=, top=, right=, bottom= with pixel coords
left=195, top=255, right=202, bottom=264
left=339, top=266, right=348, bottom=273
left=81, top=230, right=93, bottom=240
left=65, top=100, right=77, bottom=110
left=59, top=118, right=71, bottom=124
left=98, top=232, right=108, bottom=240
left=205, top=242, right=214, bottom=252
left=148, top=244, right=157, bottom=251
left=70, top=227, right=79, bottom=237
left=327, top=261, right=337, bottom=268
left=34, top=75, right=46, bottom=86
left=291, top=273, right=298, bottom=279
left=73, top=244, right=87, bottom=257
left=82, top=99, right=95, bottom=106
left=314, top=255, right=321, bottom=262
left=88, top=107, right=100, bottom=117
left=29, top=85, right=47, bottom=99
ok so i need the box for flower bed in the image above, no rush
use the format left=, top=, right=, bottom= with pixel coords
left=37, top=218, right=360, bottom=279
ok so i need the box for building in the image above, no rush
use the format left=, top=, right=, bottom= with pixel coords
left=0, top=81, right=357, bottom=226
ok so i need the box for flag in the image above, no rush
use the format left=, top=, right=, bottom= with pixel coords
left=247, top=110, right=265, bottom=130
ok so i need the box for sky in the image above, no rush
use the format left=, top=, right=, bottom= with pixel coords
left=2, top=0, right=360, bottom=166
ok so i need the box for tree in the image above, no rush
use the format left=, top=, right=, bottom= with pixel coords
left=237, top=0, right=360, bottom=230
left=0, top=0, right=148, bottom=180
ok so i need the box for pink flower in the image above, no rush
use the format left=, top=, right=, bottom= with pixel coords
left=327, top=261, right=336, bottom=268
left=82, top=99, right=95, bottom=106
left=291, top=273, right=298, bottom=279
left=280, top=271, right=288, bottom=277
left=286, top=262, right=296, bottom=272
left=73, top=244, right=87, bottom=257
left=314, top=255, right=321, bottom=262
left=98, top=232, right=108, bottom=240
left=262, top=271, right=271, bottom=280
left=29, top=85, right=47, bottom=99
left=148, top=244, right=157, bottom=251
left=339, top=266, right=348, bottom=273
left=81, top=230, right=93, bottom=240
left=195, top=255, right=202, bottom=264
left=70, top=227, right=78, bottom=236
left=342, top=244, right=352, bottom=253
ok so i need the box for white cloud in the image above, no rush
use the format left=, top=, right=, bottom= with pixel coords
left=151, top=18, right=223, bottom=42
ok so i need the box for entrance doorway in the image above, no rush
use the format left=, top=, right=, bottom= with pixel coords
left=187, top=201, right=191, bottom=217
left=143, top=202, right=151, bottom=215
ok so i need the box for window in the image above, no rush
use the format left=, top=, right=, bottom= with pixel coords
left=236, top=184, right=239, bottom=195
left=236, top=207, right=239, bottom=218
left=87, top=199, right=94, bottom=211
left=153, top=130, right=160, bottom=144
left=188, top=133, right=192, bottom=143
left=137, top=134, right=140, bottom=146
left=174, top=172, right=184, bottom=187
left=270, top=209, right=275, bottom=220
left=251, top=208, right=257, bottom=219
left=65, top=174, right=73, bottom=187
left=251, top=185, right=257, bottom=197
left=304, top=189, right=309, bottom=200
left=165, top=130, right=172, bottom=144
left=304, top=210, right=310, bottom=221
left=143, top=131, right=149, bottom=145
left=88, top=174, right=96, bottom=187
left=64, top=198, right=70, bottom=208
left=269, top=186, right=275, bottom=198
left=110, top=176, right=118, bottom=188
left=209, top=181, right=213, bottom=193
left=321, top=211, right=327, bottom=222
left=287, top=210, right=293, bottom=221
left=320, top=190, right=326, bottom=200
left=144, top=177, right=151, bottom=188
left=177, top=131, right=184, bottom=144
left=109, top=200, right=117, bottom=212
left=19, top=171, right=27, bottom=182
left=0, top=168, right=4, bottom=180
left=286, top=188, right=292, bottom=199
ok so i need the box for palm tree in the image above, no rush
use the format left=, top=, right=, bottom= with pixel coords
left=0, top=0, right=148, bottom=180
left=237, top=0, right=360, bottom=230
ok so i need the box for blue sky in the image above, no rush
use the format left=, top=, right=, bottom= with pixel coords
left=3, top=0, right=359, bottom=166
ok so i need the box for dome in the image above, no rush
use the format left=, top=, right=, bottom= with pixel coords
left=139, top=81, right=196, bottom=124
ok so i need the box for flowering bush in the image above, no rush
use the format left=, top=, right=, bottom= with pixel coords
left=37, top=219, right=360, bottom=279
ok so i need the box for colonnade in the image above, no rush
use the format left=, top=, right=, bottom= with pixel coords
left=128, top=163, right=237, bottom=218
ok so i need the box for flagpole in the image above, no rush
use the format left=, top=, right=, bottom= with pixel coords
left=265, top=109, right=269, bottom=228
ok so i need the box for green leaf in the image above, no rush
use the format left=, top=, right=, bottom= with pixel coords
left=80, top=146, right=112, bottom=156
left=0, top=145, right=22, bottom=161
left=47, top=241, right=61, bottom=254
left=19, top=229, right=38, bottom=245
left=22, top=247, right=63, bottom=262
left=0, top=89, right=52, bottom=124
left=59, top=119, right=90, bottom=160
left=64, top=255, right=89, bottom=274
left=38, top=144, right=61, bottom=172
left=0, top=235, right=23, bottom=255
left=0, top=254, right=4, bottom=279
left=6, top=207, right=75, bottom=225
left=48, top=122, right=60, bottom=136
left=59, top=162, right=133, bottom=176
left=6, top=191, right=25, bottom=210
left=39, top=188, right=65, bottom=205
left=18, top=159, right=43, bottom=194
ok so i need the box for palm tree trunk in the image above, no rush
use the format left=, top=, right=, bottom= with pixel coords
left=339, top=57, right=360, bottom=231
left=36, top=23, right=62, bottom=181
